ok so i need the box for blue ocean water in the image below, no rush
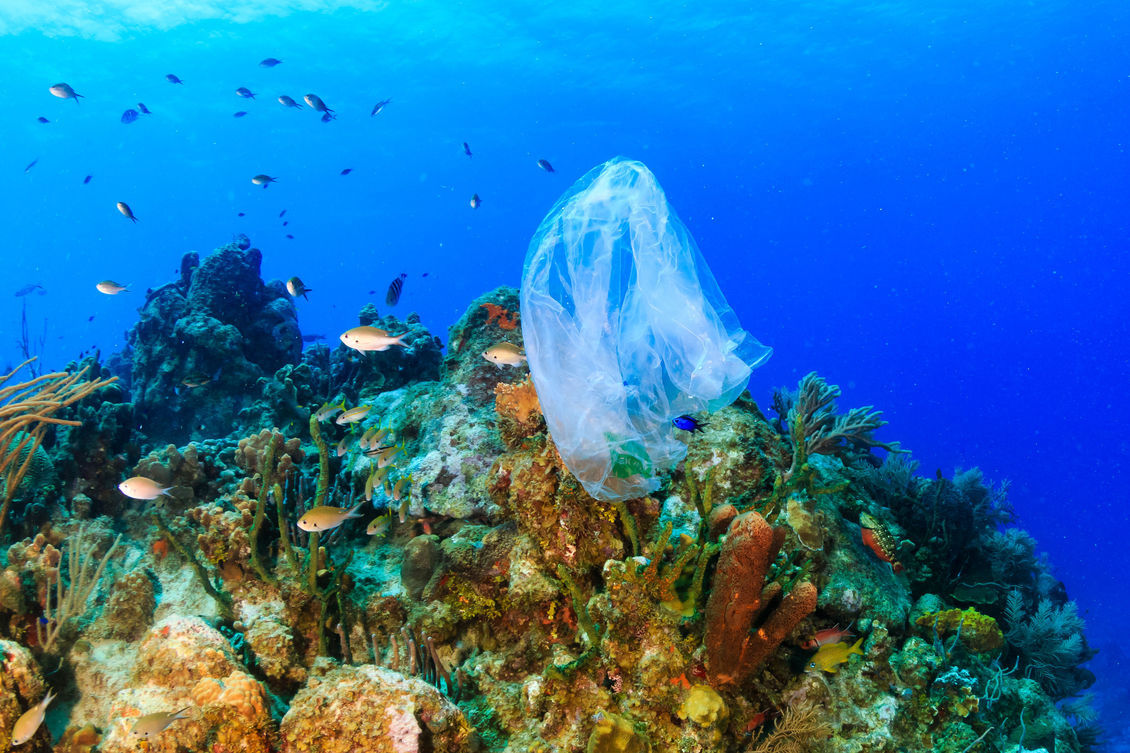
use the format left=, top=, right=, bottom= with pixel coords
left=2, top=0, right=1127, bottom=742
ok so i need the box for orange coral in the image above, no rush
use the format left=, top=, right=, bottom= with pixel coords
left=493, top=376, right=545, bottom=448
left=481, top=303, right=518, bottom=330
left=192, top=671, right=266, bottom=717
left=151, top=538, right=170, bottom=560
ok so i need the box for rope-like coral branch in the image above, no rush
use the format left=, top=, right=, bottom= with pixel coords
left=0, top=358, right=117, bottom=536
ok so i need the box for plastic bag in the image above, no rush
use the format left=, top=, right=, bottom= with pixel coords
left=520, top=158, right=772, bottom=501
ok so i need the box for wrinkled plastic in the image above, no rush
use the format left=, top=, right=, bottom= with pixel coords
left=520, top=158, right=772, bottom=501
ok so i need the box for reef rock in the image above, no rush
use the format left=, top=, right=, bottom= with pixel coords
left=280, top=664, right=474, bottom=753
left=127, top=244, right=301, bottom=445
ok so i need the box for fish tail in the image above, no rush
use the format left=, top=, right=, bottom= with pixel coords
left=346, top=502, right=364, bottom=519
left=173, top=707, right=191, bottom=720
left=160, top=486, right=174, bottom=497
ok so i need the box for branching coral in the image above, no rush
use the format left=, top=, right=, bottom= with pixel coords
left=37, top=522, right=122, bottom=653
left=0, top=358, right=117, bottom=535
left=703, top=512, right=817, bottom=687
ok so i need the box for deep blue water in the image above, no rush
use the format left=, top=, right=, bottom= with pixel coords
left=3, top=1, right=1128, bottom=741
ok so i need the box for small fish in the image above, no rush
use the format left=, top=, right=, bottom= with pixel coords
left=24, top=159, right=38, bottom=173
left=278, top=95, right=303, bottom=108
left=279, top=209, right=287, bottom=218
left=359, top=426, right=379, bottom=450
left=165, top=73, right=183, bottom=84
left=235, top=86, right=256, bottom=99
left=119, top=476, right=172, bottom=500
left=14, top=284, right=43, bottom=297
left=237, top=211, right=245, bottom=216
left=370, top=99, right=391, bottom=116
left=375, top=443, right=403, bottom=469
left=800, top=625, right=857, bottom=651
left=286, top=234, right=294, bottom=239
left=463, top=142, right=472, bottom=157
left=807, top=635, right=866, bottom=674
left=336, top=437, right=348, bottom=458
left=313, top=400, right=346, bottom=422
left=286, top=276, right=311, bottom=300
left=364, top=469, right=376, bottom=501
left=282, top=221, right=289, bottom=226
left=49, top=82, right=83, bottom=102
left=385, top=273, right=407, bottom=306
left=10, top=690, right=56, bottom=745
left=537, top=159, right=555, bottom=173
left=340, top=168, right=352, bottom=175
left=234, top=233, right=251, bottom=250
left=121, top=109, right=139, bottom=124
left=181, top=371, right=214, bottom=388
left=251, top=174, right=277, bottom=188
left=233, top=111, right=248, bottom=118
left=304, top=93, right=333, bottom=114
left=336, top=405, right=372, bottom=425
left=83, top=175, right=92, bottom=184
left=470, top=193, right=481, bottom=209
left=96, top=280, right=129, bottom=295
left=320, top=111, right=335, bottom=123
left=672, top=415, right=704, bottom=433
left=259, top=57, right=282, bottom=67
left=36, top=116, right=49, bottom=123
left=301, top=334, right=325, bottom=342
left=391, top=475, right=410, bottom=502
left=860, top=512, right=904, bottom=573
left=117, top=201, right=138, bottom=222
left=482, top=342, right=526, bottom=368
left=132, top=708, right=190, bottom=739
left=367, top=513, right=391, bottom=537
left=340, top=326, right=408, bottom=352
left=137, top=102, right=152, bottom=114
left=297, top=502, right=363, bottom=532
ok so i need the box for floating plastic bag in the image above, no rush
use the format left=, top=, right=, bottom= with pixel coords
left=520, top=158, right=772, bottom=501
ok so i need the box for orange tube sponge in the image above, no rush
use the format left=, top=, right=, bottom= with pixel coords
left=704, top=512, right=817, bottom=686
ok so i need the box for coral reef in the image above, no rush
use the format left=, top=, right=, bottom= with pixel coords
left=0, top=259, right=1100, bottom=753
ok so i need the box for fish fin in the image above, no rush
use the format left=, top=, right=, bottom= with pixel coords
left=173, top=707, right=191, bottom=720
left=42, top=689, right=57, bottom=708
left=346, top=502, right=364, bottom=519
left=160, top=486, right=174, bottom=497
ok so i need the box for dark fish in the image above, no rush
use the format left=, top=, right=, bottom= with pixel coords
left=385, top=273, right=407, bottom=306
left=238, top=212, right=245, bottom=217
left=304, top=93, right=332, bottom=114
left=370, top=99, right=391, bottom=116
left=49, top=83, right=83, bottom=102
left=537, top=159, right=555, bottom=173
left=463, top=142, right=472, bottom=157
left=340, top=168, right=352, bottom=175
left=137, top=102, right=151, bottom=114
left=286, top=277, right=311, bottom=300
left=251, top=174, right=277, bottom=188
left=36, top=116, right=49, bottom=123
left=14, top=284, right=44, bottom=297
left=672, top=415, right=705, bottom=433
left=282, top=221, right=288, bottom=226
left=24, top=159, right=38, bottom=173
left=277, top=95, right=302, bottom=108
left=422, top=272, right=429, bottom=277
left=166, top=74, right=183, bottom=84
left=259, top=58, right=282, bottom=67
left=286, top=234, right=294, bottom=239
left=88, top=315, right=94, bottom=322
left=320, top=111, right=335, bottom=123
left=117, top=201, right=138, bottom=222
left=233, top=111, right=248, bottom=118
left=121, top=109, right=139, bottom=124
left=469, top=193, right=481, bottom=209
left=279, top=209, right=286, bottom=217
left=301, top=334, right=326, bottom=342
left=234, top=233, right=251, bottom=250
left=83, top=175, right=92, bottom=184
left=235, top=87, right=256, bottom=99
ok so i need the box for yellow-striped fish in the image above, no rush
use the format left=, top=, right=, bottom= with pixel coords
left=336, top=405, right=371, bottom=425
left=366, top=513, right=391, bottom=537
left=314, top=400, right=346, bottom=422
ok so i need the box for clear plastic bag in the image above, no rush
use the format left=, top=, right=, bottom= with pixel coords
left=520, top=158, right=772, bottom=501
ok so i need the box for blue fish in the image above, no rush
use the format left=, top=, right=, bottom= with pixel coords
left=259, top=57, right=282, bottom=67
left=340, top=168, right=352, bottom=175
left=83, top=175, right=92, bottom=184
left=672, top=415, right=704, bottom=433
left=137, top=102, right=151, bottom=114
left=320, top=111, right=335, bottom=123
left=121, top=109, right=139, bottom=124
left=36, top=116, right=49, bottom=123
left=166, top=73, right=183, bottom=84
left=235, top=87, right=256, bottom=99
left=24, top=158, right=37, bottom=173
left=233, top=111, right=248, bottom=118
